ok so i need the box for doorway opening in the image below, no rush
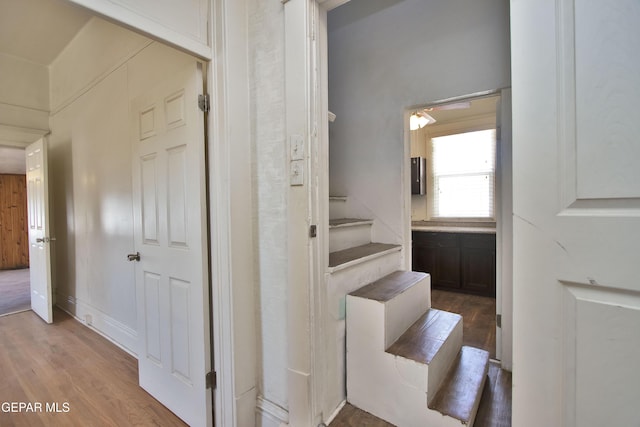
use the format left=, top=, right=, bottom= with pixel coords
left=1, top=0, right=213, bottom=425
left=408, top=92, right=503, bottom=361
left=0, top=151, right=30, bottom=317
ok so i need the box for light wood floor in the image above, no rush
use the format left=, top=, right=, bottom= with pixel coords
left=0, top=268, right=30, bottom=316
left=0, top=308, right=187, bottom=427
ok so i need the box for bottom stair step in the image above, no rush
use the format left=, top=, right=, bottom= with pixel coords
left=428, top=346, right=490, bottom=425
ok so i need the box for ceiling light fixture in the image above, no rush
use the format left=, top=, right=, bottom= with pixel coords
left=409, top=111, right=436, bottom=130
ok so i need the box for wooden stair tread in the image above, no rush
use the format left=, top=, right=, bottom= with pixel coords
left=349, top=271, right=427, bottom=302
left=386, top=309, right=461, bottom=364
left=428, top=346, right=490, bottom=423
left=329, top=243, right=401, bottom=269
left=329, top=218, right=373, bottom=228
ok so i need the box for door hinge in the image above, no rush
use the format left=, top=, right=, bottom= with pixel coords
left=309, top=224, right=317, bottom=238
left=206, top=371, right=216, bottom=389
left=496, top=314, right=502, bottom=328
left=198, top=94, right=210, bottom=113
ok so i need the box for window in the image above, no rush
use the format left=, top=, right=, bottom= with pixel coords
left=430, top=129, right=496, bottom=219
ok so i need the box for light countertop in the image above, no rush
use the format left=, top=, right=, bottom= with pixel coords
left=411, top=222, right=496, bottom=234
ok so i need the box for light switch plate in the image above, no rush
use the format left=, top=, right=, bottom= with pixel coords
left=290, top=135, right=305, bottom=160
left=290, top=160, right=304, bottom=186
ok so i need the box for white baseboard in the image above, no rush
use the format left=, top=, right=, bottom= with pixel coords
left=56, top=292, right=138, bottom=357
left=256, top=396, right=289, bottom=427
left=325, top=399, right=346, bottom=425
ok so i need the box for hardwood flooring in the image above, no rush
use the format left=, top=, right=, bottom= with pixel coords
left=0, top=308, right=186, bottom=427
left=431, top=289, right=496, bottom=359
left=0, top=268, right=30, bottom=316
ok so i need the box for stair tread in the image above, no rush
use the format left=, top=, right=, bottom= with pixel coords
left=349, top=271, right=427, bottom=302
left=386, top=309, right=461, bottom=364
left=428, top=346, right=490, bottom=423
left=329, top=218, right=373, bottom=228
left=329, top=243, right=401, bottom=269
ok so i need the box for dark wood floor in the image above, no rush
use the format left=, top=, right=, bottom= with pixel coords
left=431, top=289, right=496, bottom=359
left=330, top=290, right=510, bottom=427
left=0, top=308, right=187, bottom=427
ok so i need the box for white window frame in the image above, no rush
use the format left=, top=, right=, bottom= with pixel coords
left=429, top=128, right=497, bottom=221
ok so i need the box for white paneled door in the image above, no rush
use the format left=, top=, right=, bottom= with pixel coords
left=25, top=138, right=53, bottom=324
left=131, top=63, right=211, bottom=427
left=511, top=1, right=640, bottom=426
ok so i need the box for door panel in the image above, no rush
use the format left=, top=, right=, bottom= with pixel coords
left=25, top=139, right=53, bottom=324
left=131, top=62, right=211, bottom=427
left=512, top=0, right=640, bottom=426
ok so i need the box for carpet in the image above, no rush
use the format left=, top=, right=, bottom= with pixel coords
left=0, top=268, right=30, bottom=316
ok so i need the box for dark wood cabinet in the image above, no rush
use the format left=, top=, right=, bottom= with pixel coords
left=412, top=231, right=495, bottom=297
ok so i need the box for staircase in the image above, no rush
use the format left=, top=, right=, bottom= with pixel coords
left=329, top=196, right=490, bottom=427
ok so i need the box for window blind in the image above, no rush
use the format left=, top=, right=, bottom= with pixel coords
left=431, top=129, right=496, bottom=218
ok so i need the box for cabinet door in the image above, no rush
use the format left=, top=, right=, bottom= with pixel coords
left=461, top=247, right=495, bottom=296
left=413, top=244, right=437, bottom=278
left=461, top=234, right=496, bottom=297
left=436, top=246, right=461, bottom=290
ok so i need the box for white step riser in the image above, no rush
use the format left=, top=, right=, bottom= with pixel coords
left=384, top=275, right=431, bottom=348
left=427, top=320, right=463, bottom=406
left=329, top=224, right=372, bottom=252
left=325, top=250, right=403, bottom=413
left=329, top=197, right=347, bottom=220
left=328, top=251, right=402, bottom=306
left=346, top=297, right=440, bottom=427
left=347, top=291, right=470, bottom=427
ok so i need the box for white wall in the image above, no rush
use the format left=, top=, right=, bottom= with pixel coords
left=248, top=1, right=290, bottom=425
left=328, top=0, right=511, bottom=243
left=48, top=17, right=197, bottom=353
left=0, top=53, right=49, bottom=146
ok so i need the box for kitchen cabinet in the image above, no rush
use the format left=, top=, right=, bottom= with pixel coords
left=412, top=231, right=495, bottom=297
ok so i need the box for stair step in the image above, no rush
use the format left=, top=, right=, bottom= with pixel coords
left=329, top=196, right=347, bottom=201
left=329, top=218, right=373, bottom=228
left=329, top=243, right=401, bottom=272
left=428, top=346, right=490, bottom=425
left=349, top=270, right=430, bottom=347
left=350, top=270, right=427, bottom=302
left=329, top=218, right=374, bottom=252
left=386, top=309, right=462, bottom=365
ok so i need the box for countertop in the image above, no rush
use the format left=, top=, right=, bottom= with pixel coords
left=411, top=221, right=496, bottom=234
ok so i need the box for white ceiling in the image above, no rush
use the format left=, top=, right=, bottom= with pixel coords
left=0, top=0, right=92, bottom=66
left=426, top=95, right=499, bottom=125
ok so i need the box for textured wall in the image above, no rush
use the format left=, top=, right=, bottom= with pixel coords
left=248, top=0, right=290, bottom=419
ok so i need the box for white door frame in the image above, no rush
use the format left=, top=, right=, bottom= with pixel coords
left=208, top=1, right=255, bottom=426
left=292, top=0, right=514, bottom=422
left=54, top=0, right=242, bottom=425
